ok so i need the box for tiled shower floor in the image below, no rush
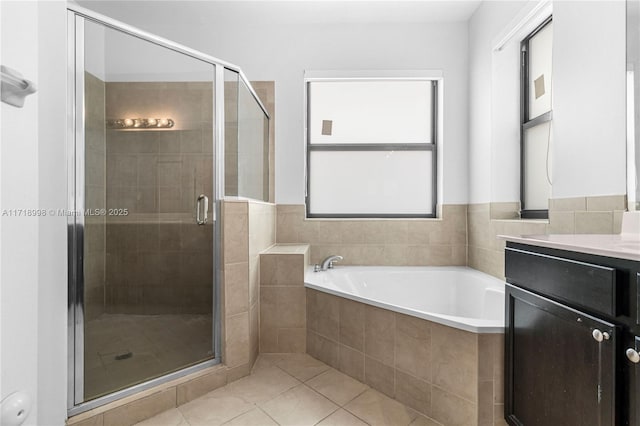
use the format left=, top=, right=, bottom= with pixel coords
left=135, top=353, right=441, bottom=426
left=84, top=313, right=213, bottom=399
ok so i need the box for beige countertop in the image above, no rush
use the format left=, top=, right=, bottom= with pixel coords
left=499, top=233, right=640, bottom=262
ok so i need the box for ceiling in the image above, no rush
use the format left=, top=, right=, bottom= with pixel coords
left=76, top=0, right=483, bottom=26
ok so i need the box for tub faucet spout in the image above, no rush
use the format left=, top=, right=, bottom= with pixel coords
left=318, top=255, right=343, bottom=271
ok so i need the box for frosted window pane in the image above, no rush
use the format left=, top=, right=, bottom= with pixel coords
left=528, top=22, right=553, bottom=118
left=309, top=151, right=433, bottom=215
left=309, top=81, right=432, bottom=144
left=238, top=79, right=269, bottom=201
left=524, top=122, right=552, bottom=210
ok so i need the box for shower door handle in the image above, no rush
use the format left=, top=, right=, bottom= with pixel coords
left=196, top=194, right=209, bottom=225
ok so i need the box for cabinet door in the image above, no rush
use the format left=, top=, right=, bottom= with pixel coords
left=632, top=336, right=640, bottom=426
left=505, top=284, right=617, bottom=426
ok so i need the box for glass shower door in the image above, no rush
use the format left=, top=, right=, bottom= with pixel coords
left=74, top=17, right=218, bottom=404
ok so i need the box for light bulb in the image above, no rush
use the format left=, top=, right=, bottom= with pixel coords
left=147, top=118, right=157, bottom=126
left=123, top=118, right=134, bottom=127
left=159, top=118, right=169, bottom=127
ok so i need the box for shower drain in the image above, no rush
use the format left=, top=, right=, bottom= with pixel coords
left=114, top=351, right=133, bottom=361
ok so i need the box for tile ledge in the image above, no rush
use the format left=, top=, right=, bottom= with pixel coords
left=224, top=197, right=275, bottom=206
left=263, top=243, right=310, bottom=254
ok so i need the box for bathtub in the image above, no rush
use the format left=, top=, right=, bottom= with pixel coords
left=304, top=265, right=505, bottom=333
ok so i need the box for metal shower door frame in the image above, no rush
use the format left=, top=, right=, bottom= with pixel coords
left=66, top=5, right=268, bottom=415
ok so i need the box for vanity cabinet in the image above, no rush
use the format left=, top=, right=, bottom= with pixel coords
left=504, top=242, right=640, bottom=426
left=505, top=284, right=616, bottom=425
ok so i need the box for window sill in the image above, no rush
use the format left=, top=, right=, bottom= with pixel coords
left=491, top=218, right=549, bottom=224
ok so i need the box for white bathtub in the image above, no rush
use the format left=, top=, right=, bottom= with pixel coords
left=304, top=266, right=505, bottom=333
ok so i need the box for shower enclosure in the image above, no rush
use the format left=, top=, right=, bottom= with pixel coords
left=67, top=6, right=269, bottom=414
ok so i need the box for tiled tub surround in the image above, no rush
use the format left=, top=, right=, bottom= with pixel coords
left=249, top=201, right=278, bottom=362
left=276, top=204, right=468, bottom=267
left=222, top=200, right=276, bottom=375
left=306, top=289, right=506, bottom=426
left=468, top=195, right=627, bottom=279
left=259, top=245, right=310, bottom=353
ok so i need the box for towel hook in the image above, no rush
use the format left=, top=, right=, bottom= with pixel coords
left=1, top=65, right=37, bottom=108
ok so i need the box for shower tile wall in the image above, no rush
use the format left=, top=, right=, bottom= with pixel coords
left=85, top=72, right=107, bottom=321
left=103, top=81, right=214, bottom=314
left=259, top=245, right=309, bottom=353
left=468, top=195, right=627, bottom=279
left=276, top=204, right=468, bottom=266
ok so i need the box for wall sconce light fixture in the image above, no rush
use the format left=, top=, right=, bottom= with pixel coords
left=106, top=118, right=175, bottom=129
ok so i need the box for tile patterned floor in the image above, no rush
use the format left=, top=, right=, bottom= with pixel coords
left=134, top=354, right=443, bottom=426
left=85, top=314, right=213, bottom=399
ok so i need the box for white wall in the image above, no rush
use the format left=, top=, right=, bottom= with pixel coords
left=36, top=2, right=69, bottom=423
left=468, top=0, right=531, bottom=204
left=552, top=0, right=626, bottom=198
left=469, top=0, right=627, bottom=204
left=489, top=1, right=550, bottom=203
left=1, top=2, right=40, bottom=424
left=0, top=1, right=68, bottom=425
left=75, top=2, right=470, bottom=205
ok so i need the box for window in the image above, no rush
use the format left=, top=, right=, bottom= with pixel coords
left=305, top=78, right=438, bottom=218
left=521, top=17, right=553, bottom=219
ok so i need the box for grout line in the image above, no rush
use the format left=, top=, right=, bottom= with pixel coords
left=301, top=366, right=332, bottom=384
left=311, top=406, right=341, bottom=426
left=340, top=386, right=370, bottom=408
left=177, top=408, right=191, bottom=426
left=218, top=404, right=260, bottom=426
left=340, top=394, right=374, bottom=426
left=430, top=383, right=479, bottom=406
left=257, top=405, right=281, bottom=426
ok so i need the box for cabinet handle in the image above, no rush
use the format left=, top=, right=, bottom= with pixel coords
left=592, top=329, right=610, bottom=343
left=627, top=348, right=640, bottom=364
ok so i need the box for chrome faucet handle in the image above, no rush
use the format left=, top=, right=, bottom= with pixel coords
left=328, top=256, right=343, bottom=269
left=313, top=264, right=321, bottom=272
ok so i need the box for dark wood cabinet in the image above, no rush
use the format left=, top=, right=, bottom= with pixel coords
left=506, top=284, right=617, bottom=426
left=632, top=337, right=640, bottom=426
left=505, top=242, right=640, bottom=426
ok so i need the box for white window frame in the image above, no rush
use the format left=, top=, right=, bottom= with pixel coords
left=303, top=70, right=442, bottom=218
